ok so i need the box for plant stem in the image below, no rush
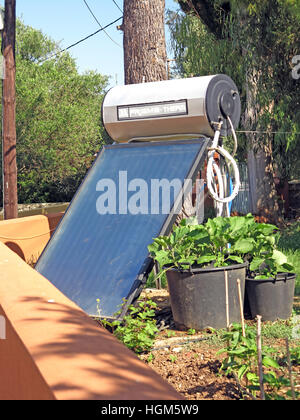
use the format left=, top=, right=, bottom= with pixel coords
left=256, top=315, right=265, bottom=400
left=285, top=337, right=296, bottom=400
left=237, top=279, right=246, bottom=337
left=224, top=270, right=230, bottom=331
left=232, top=373, right=257, bottom=400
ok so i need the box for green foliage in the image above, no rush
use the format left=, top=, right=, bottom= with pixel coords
left=218, top=324, right=261, bottom=387
left=148, top=214, right=295, bottom=279
left=249, top=252, right=294, bottom=280
left=261, top=319, right=295, bottom=341
left=278, top=221, right=300, bottom=250
left=278, top=220, right=300, bottom=294
left=98, top=299, right=159, bottom=355
left=290, top=346, right=300, bottom=365
left=218, top=323, right=298, bottom=399
left=168, top=0, right=300, bottom=179
left=0, top=20, right=109, bottom=206
left=167, top=8, right=244, bottom=86
left=148, top=215, right=249, bottom=273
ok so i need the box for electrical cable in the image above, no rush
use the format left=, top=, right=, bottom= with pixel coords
left=111, top=0, right=123, bottom=13
left=236, top=130, right=300, bottom=135
left=227, top=115, right=238, bottom=157
left=82, top=0, right=122, bottom=48
left=38, top=16, right=122, bottom=64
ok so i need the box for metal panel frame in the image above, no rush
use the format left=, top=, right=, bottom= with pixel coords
left=117, top=138, right=210, bottom=319
left=36, top=138, right=210, bottom=320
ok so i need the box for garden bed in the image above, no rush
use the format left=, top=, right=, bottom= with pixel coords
left=139, top=289, right=300, bottom=400
left=143, top=342, right=240, bottom=400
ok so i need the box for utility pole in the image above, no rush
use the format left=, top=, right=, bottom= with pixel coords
left=2, top=0, right=18, bottom=219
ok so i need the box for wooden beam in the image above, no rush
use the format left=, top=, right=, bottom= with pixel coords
left=2, top=0, right=18, bottom=220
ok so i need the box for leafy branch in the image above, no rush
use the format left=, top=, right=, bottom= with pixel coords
left=218, top=323, right=299, bottom=400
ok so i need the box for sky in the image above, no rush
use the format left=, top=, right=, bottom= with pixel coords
left=1, top=0, right=180, bottom=88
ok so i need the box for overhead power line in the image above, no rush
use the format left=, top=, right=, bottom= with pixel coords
left=236, top=130, right=300, bottom=136
left=112, top=0, right=123, bottom=13
left=39, top=16, right=123, bottom=64
left=82, top=0, right=122, bottom=48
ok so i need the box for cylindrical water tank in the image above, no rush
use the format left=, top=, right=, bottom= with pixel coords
left=102, top=74, right=241, bottom=143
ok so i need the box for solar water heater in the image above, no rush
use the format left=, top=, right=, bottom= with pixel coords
left=36, top=75, right=241, bottom=318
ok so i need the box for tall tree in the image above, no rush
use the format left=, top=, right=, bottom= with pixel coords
left=0, top=21, right=109, bottom=205
left=123, top=0, right=168, bottom=84
left=171, top=0, right=300, bottom=224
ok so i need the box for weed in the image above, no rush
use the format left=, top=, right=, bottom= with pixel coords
left=261, top=319, right=294, bottom=341
left=97, top=298, right=159, bottom=354
left=290, top=347, right=300, bottom=365
left=147, top=352, right=155, bottom=363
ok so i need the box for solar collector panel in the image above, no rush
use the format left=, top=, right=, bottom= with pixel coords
left=35, top=139, right=209, bottom=318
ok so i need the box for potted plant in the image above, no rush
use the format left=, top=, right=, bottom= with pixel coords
left=243, top=222, right=296, bottom=321
left=148, top=215, right=256, bottom=330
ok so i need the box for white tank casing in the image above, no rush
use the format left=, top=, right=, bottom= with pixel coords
left=102, top=75, right=241, bottom=143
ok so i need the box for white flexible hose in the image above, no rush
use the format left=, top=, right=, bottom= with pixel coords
left=211, top=159, right=224, bottom=217
left=207, top=118, right=241, bottom=216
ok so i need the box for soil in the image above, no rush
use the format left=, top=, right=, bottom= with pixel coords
left=143, top=342, right=240, bottom=400
left=139, top=288, right=300, bottom=401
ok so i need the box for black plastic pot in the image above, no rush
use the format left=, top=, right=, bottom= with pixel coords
left=166, top=263, right=247, bottom=330
left=245, top=273, right=296, bottom=321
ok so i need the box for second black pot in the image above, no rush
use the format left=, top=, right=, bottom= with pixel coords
left=245, top=273, right=296, bottom=321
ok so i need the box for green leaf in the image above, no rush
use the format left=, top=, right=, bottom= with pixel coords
left=151, top=250, right=171, bottom=267
left=279, top=263, right=295, bottom=272
left=263, top=372, right=277, bottom=384
left=255, top=224, right=278, bottom=235
left=232, top=331, right=241, bottom=347
left=238, top=365, right=248, bottom=380
left=262, top=356, right=280, bottom=369
left=232, top=238, right=255, bottom=254
left=255, top=274, right=271, bottom=280
left=216, top=347, right=228, bottom=355
left=246, top=372, right=259, bottom=384
left=228, top=346, right=248, bottom=355
left=148, top=243, right=160, bottom=254
left=250, top=257, right=265, bottom=272
left=227, top=255, right=244, bottom=264
left=197, top=255, right=215, bottom=265
left=272, top=250, right=288, bottom=265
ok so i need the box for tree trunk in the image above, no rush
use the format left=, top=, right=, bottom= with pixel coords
left=123, top=0, right=167, bottom=84
left=243, top=70, right=281, bottom=225
left=246, top=134, right=281, bottom=224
